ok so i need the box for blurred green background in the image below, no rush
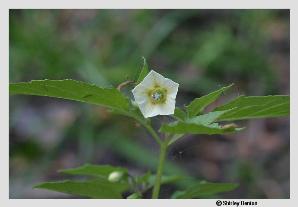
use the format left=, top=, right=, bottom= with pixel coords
left=9, top=9, right=289, bottom=198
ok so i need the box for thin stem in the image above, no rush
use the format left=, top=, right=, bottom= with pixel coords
left=125, top=111, right=167, bottom=198
left=142, top=123, right=162, bottom=145
left=135, top=117, right=162, bottom=145
left=152, top=142, right=167, bottom=199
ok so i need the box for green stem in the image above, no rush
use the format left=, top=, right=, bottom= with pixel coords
left=142, top=123, right=162, bottom=145
left=152, top=142, right=167, bottom=199
left=134, top=116, right=162, bottom=145
left=127, top=112, right=167, bottom=198
left=121, top=109, right=162, bottom=144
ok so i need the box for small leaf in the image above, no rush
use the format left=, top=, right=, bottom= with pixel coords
left=135, top=171, right=152, bottom=185
left=127, top=192, right=142, bottom=199
left=34, top=179, right=129, bottom=199
left=173, top=108, right=187, bottom=121
left=186, top=84, right=233, bottom=117
left=167, top=110, right=233, bottom=145
left=59, top=164, right=128, bottom=178
left=136, top=57, right=149, bottom=84
left=160, top=121, right=242, bottom=135
left=187, top=110, right=233, bottom=125
left=215, top=95, right=290, bottom=121
left=10, top=79, right=130, bottom=112
left=172, top=182, right=239, bottom=198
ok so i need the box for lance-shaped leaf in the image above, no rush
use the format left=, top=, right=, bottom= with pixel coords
left=186, top=84, right=233, bottom=117
left=214, top=95, right=290, bottom=121
left=160, top=121, right=242, bottom=135
left=187, top=109, right=234, bottom=125
left=9, top=79, right=130, bottom=111
left=59, top=164, right=128, bottom=178
left=172, top=182, right=239, bottom=198
left=34, top=179, right=129, bottom=199
left=167, top=110, right=234, bottom=144
left=161, top=110, right=242, bottom=135
left=136, top=57, right=149, bottom=84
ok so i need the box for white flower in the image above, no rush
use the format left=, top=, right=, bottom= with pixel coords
left=132, top=70, right=179, bottom=118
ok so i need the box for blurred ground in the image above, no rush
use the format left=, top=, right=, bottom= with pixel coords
left=9, top=9, right=289, bottom=198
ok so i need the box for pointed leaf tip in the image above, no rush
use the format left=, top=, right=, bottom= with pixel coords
left=136, top=57, right=149, bottom=84
left=186, top=84, right=234, bottom=117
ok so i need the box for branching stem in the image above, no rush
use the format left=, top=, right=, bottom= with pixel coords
left=131, top=112, right=168, bottom=198
left=133, top=116, right=162, bottom=145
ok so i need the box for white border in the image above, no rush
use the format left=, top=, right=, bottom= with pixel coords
left=1, top=0, right=294, bottom=9
left=1, top=4, right=9, bottom=203
left=1, top=0, right=296, bottom=207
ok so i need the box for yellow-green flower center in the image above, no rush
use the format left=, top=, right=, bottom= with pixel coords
left=148, top=87, right=167, bottom=104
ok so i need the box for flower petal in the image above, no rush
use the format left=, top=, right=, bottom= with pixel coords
left=156, top=97, right=176, bottom=115
left=137, top=70, right=157, bottom=89
left=132, top=84, right=147, bottom=105
left=166, top=82, right=179, bottom=100
left=150, top=70, right=166, bottom=86
left=139, top=102, right=160, bottom=118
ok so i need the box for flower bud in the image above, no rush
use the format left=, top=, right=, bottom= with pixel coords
left=108, top=171, right=124, bottom=183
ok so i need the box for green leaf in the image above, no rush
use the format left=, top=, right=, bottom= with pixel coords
left=10, top=79, right=130, bottom=112
left=135, top=172, right=182, bottom=187
left=136, top=57, right=149, bottom=84
left=160, top=121, right=242, bottom=135
left=167, top=110, right=232, bottom=144
left=172, top=182, right=239, bottom=198
left=186, top=84, right=233, bottom=117
left=187, top=110, right=233, bottom=125
left=134, top=172, right=183, bottom=193
left=148, top=175, right=183, bottom=187
left=135, top=171, right=152, bottom=185
left=215, top=95, right=290, bottom=121
left=59, top=164, right=128, bottom=178
left=173, top=108, right=187, bottom=121
left=127, top=192, right=142, bottom=199
left=34, top=179, right=129, bottom=198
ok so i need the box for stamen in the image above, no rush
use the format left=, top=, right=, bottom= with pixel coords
left=152, top=91, right=162, bottom=101
left=148, top=87, right=167, bottom=104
